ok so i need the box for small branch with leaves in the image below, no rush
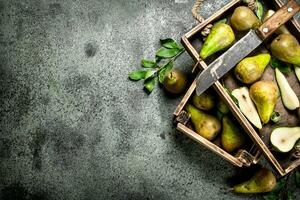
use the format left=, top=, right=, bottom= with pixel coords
left=128, top=38, right=185, bottom=93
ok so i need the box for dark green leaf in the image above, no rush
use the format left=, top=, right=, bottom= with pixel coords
left=145, top=70, right=156, bottom=80
left=295, top=170, right=300, bottom=188
left=128, top=70, right=147, bottom=81
left=156, top=47, right=182, bottom=59
left=287, top=191, right=293, bottom=200
left=160, top=38, right=181, bottom=49
left=271, top=58, right=291, bottom=73
left=141, top=59, right=157, bottom=68
left=255, top=0, right=264, bottom=20
left=158, top=61, right=174, bottom=84
left=263, top=193, right=278, bottom=200
left=144, top=78, right=156, bottom=93
left=271, top=111, right=281, bottom=123
left=214, top=18, right=227, bottom=25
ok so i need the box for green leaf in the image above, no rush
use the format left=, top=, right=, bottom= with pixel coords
left=214, top=18, right=227, bottom=25
left=145, top=70, right=156, bottom=80
left=144, top=78, right=156, bottom=93
left=271, top=111, right=281, bottom=123
left=272, top=177, right=287, bottom=193
left=141, top=59, right=157, bottom=68
left=156, top=47, right=182, bottom=59
left=128, top=70, right=147, bottom=81
left=287, top=191, right=293, bottom=200
left=263, top=193, right=278, bottom=200
left=295, top=170, right=300, bottom=188
left=158, top=61, right=174, bottom=84
left=271, top=58, right=291, bottom=73
left=160, top=38, right=181, bottom=49
left=255, top=0, right=264, bottom=20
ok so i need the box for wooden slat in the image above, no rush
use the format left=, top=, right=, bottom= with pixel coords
left=177, top=123, right=243, bottom=167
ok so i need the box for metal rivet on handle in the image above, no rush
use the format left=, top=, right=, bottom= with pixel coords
left=288, top=7, right=293, bottom=13
left=263, top=28, right=269, bottom=33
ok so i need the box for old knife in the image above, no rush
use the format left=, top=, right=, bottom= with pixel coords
left=196, top=0, right=300, bottom=95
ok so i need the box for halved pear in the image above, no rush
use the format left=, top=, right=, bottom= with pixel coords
left=270, top=127, right=300, bottom=153
left=232, top=87, right=262, bottom=129
left=275, top=68, right=299, bottom=110
left=295, top=65, right=300, bottom=82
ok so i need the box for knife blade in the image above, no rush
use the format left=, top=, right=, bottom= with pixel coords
left=196, top=0, right=300, bottom=96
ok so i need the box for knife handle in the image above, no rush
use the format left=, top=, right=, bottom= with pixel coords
left=257, top=0, right=299, bottom=39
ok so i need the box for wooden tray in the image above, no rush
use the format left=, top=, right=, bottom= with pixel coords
left=174, top=0, right=300, bottom=176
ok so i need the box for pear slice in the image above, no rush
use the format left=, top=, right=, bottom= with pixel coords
left=275, top=68, right=299, bottom=110
left=270, top=127, right=300, bottom=153
left=232, top=87, right=262, bottom=129
left=295, top=65, right=300, bottom=82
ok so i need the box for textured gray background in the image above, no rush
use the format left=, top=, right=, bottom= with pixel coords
left=0, top=0, right=299, bottom=200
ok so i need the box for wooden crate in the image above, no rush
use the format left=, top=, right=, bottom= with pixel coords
left=174, top=0, right=300, bottom=176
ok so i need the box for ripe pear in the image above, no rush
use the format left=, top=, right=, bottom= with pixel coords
left=221, top=116, right=246, bottom=153
left=271, top=34, right=300, bottom=65
left=235, top=54, right=271, bottom=84
left=200, top=23, right=235, bottom=59
left=218, top=100, right=230, bottom=114
left=270, top=127, right=300, bottom=153
left=275, top=68, right=299, bottom=110
left=163, top=69, right=187, bottom=94
left=232, top=87, right=262, bottom=129
left=186, top=104, right=221, bottom=141
left=250, top=81, right=279, bottom=124
left=233, top=168, right=276, bottom=193
left=263, top=10, right=290, bottom=35
left=230, top=6, right=260, bottom=31
left=192, top=91, right=216, bottom=111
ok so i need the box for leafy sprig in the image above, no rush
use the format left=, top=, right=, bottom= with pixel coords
left=263, top=169, right=300, bottom=200
left=129, top=38, right=185, bottom=93
left=270, top=58, right=291, bottom=73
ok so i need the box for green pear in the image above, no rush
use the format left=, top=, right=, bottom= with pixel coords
left=221, top=116, right=246, bottom=153
left=270, top=127, right=300, bottom=153
left=275, top=68, right=299, bottom=110
left=250, top=81, right=279, bottom=124
left=271, top=34, right=300, bottom=65
left=230, top=6, right=260, bottom=31
left=192, top=91, right=216, bottom=111
left=235, top=54, right=271, bottom=84
left=218, top=100, right=230, bottom=114
left=200, top=23, right=235, bottom=59
left=263, top=10, right=290, bottom=35
left=186, top=104, right=221, bottom=141
left=163, top=69, right=187, bottom=94
left=233, top=168, right=276, bottom=193
left=232, top=87, right=262, bottom=129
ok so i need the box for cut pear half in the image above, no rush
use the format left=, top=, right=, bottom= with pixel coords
left=232, top=87, right=262, bottom=129
left=270, top=127, right=300, bottom=153
left=275, top=68, right=299, bottom=110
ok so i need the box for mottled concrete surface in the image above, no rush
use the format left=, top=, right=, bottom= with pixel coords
left=0, top=0, right=299, bottom=200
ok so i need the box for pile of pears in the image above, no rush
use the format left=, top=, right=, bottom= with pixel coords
left=197, top=5, right=300, bottom=155
left=186, top=91, right=247, bottom=154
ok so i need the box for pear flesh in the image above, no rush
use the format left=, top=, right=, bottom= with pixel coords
left=186, top=104, right=221, bottom=141
left=221, top=116, right=246, bottom=153
left=275, top=68, right=299, bottom=110
left=271, top=34, right=300, bottom=66
left=270, top=127, right=300, bottom=153
left=200, top=23, right=235, bottom=59
left=230, top=6, right=260, bottom=31
left=234, top=54, right=271, bottom=84
left=232, top=87, right=262, bottom=129
left=250, top=81, right=279, bottom=124
left=233, top=168, right=276, bottom=193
